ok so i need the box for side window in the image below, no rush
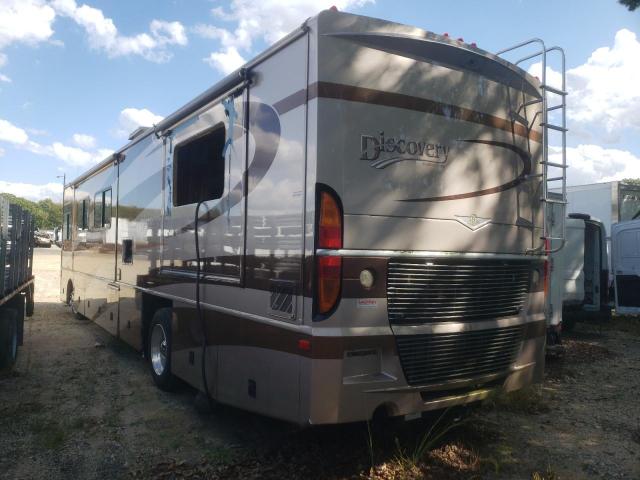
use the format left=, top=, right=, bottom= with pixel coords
left=94, top=192, right=103, bottom=228
left=93, top=188, right=112, bottom=228
left=103, top=188, right=112, bottom=227
left=173, top=125, right=225, bottom=207
left=79, top=199, right=89, bottom=230
left=63, top=203, right=72, bottom=240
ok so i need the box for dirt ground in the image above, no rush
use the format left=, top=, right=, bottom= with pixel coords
left=0, top=249, right=639, bottom=479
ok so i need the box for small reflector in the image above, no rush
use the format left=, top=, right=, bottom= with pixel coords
left=329, top=5, right=338, bottom=11
left=471, top=42, right=477, bottom=47
left=443, top=32, right=449, bottom=37
left=457, top=37, right=464, bottom=42
left=298, top=339, right=311, bottom=351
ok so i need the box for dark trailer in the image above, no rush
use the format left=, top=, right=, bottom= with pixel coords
left=0, top=195, right=35, bottom=370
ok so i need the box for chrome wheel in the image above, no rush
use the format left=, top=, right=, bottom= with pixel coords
left=150, top=323, right=168, bottom=376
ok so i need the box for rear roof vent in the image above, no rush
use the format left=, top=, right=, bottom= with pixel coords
left=128, top=126, right=149, bottom=141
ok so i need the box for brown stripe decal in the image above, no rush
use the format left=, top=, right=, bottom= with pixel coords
left=173, top=305, right=545, bottom=360
left=308, top=81, right=541, bottom=143
left=273, top=88, right=307, bottom=115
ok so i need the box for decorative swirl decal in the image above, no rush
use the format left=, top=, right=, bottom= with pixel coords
left=400, top=139, right=532, bottom=202
left=180, top=101, right=281, bottom=232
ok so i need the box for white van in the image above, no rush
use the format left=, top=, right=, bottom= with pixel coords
left=612, top=219, right=640, bottom=315
left=559, top=214, right=610, bottom=331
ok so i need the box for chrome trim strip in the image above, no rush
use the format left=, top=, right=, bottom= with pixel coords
left=159, top=267, right=241, bottom=285
left=421, top=388, right=494, bottom=408
left=365, top=371, right=506, bottom=394
left=316, top=249, right=546, bottom=260
left=390, top=316, right=535, bottom=335
left=119, top=282, right=312, bottom=335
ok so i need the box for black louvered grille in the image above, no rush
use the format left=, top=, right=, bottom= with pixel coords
left=395, top=325, right=524, bottom=386
left=387, top=259, right=532, bottom=324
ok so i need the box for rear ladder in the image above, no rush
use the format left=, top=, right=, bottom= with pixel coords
left=496, top=39, right=568, bottom=254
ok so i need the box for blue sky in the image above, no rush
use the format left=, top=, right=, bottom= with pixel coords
left=0, top=0, right=638, bottom=200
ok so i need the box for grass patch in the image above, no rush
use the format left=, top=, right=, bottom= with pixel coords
left=610, top=314, right=640, bottom=336
left=30, top=418, right=66, bottom=450
left=483, top=386, right=550, bottom=415
left=531, top=464, right=558, bottom=480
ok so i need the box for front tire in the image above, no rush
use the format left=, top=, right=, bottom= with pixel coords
left=0, top=309, right=18, bottom=370
left=148, top=308, right=177, bottom=391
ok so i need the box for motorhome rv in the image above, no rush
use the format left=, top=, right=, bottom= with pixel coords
left=60, top=10, right=567, bottom=425
left=612, top=219, right=640, bottom=315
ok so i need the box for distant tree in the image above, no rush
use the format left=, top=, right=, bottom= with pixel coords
left=0, top=193, right=62, bottom=230
left=622, top=178, right=640, bottom=185
left=619, top=0, right=639, bottom=11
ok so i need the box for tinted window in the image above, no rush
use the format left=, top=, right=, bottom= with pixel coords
left=80, top=199, right=89, bottom=230
left=619, top=185, right=640, bottom=221
left=93, top=188, right=112, bottom=228
left=94, top=192, right=103, bottom=228
left=173, top=125, right=225, bottom=206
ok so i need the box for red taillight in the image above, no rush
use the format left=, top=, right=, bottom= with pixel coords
left=316, top=188, right=343, bottom=314
left=317, top=256, right=342, bottom=314
left=318, top=191, right=342, bottom=249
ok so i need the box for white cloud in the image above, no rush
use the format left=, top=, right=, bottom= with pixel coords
left=0, top=147, right=4, bottom=157
left=115, top=107, right=163, bottom=138
left=529, top=29, right=640, bottom=143
left=0, top=181, right=63, bottom=201
left=0, top=117, right=111, bottom=167
left=0, top=73, right=11, bottom=83
left=72, top=133, right=96, bottom=149
left=0, top=119, right=29, bottom=144
left=198, top=1, right=372, bottom=72
left=204, top=47, right=246, bottom=74
left=567, top=29, right=640, bottom=138
left=550, top=144, right=640, bottom=186
left=0, top=0, right=56, bottom=48
left=0, top=53, right=6, bottom=68
left=51, top=0, right=187, bottom=63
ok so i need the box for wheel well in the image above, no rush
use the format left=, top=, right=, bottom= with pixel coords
left=141, top=293, right=172, bottom=358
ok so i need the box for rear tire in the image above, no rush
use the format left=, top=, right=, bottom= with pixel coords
left=26, top=284, right=35, bottom=317
left=562, top=316, right=576, bottom=333
left=148, top=308, right=177, bottom=391
left=0, top=309, right=18, bottom=370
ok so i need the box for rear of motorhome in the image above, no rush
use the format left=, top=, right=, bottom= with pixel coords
left=60, top=10, right=566, bottom=425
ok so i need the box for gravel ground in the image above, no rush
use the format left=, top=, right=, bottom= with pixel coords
left=0, top=249, right=638, bottom=479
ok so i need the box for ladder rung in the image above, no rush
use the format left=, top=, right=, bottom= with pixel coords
left=547, top=176, right=564, bottom=181
left=510, top=111, right=528, bottom=126
left=542, top=236, right=565, bottom=241
left=547, top=104, right=564, bottom=112
left=541, top=85, right=567, bottom=96
left=541, top=123, right=568, bottom=132
left=526, top=173, right=544, bottom=179
left=523, top=98, right=543, bottom=108
left=540, top=161, right=567, bottom=168
left=541, top=198, right=567, bottom=204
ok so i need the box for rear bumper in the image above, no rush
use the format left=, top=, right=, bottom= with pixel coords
left=307, top=320, right=545, bottom=424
